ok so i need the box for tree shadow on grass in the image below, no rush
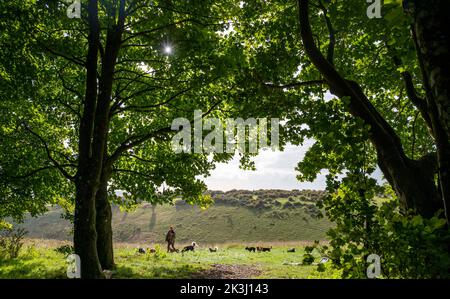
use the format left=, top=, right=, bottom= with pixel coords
left=114, top=264, right=205, bottom=279
left=0, top=258, right=66, bottom=279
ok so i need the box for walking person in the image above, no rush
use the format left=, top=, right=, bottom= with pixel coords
left=165, top=226, right=177, bottom=253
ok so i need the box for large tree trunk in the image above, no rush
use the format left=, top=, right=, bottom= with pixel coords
left=406, top=0, right=450, bottom=222
left=96, top=168, right=114, bottom=270
left=73, top=0, right=105, bottom=279
left=377, top=150, right=441, bottom=217
left=297, top=0, right=446, bottom=218
left=91, top=1, right=125, bottom=272
left=74, top=177, right=104, bottom=279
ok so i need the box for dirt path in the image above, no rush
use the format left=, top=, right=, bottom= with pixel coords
left=191, top=264, right=262, bottom=279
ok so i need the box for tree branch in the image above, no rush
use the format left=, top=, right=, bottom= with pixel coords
left=106, top=99, right=223, bottom=168
left=78, top=0, right=101, bottom=168
left=121, top=19, right=195, bottom=44
left=297, top=0, right=404, bottom=153
left=263, top=80, right=324, bottom=89
left=106, top=126, right=173, bottom=168
left=318, top=0, right=335, bottom=65
left=129, top=154, right=158, bottom=164
left=10, top=164, right=76, bottom=179
left=391, top=53, right=432, bottom=129
left=39, top=43, right=86, bottom=67
left=23, top=124, right=75, bottom=181
left=112, top=86, right=194, bottom=115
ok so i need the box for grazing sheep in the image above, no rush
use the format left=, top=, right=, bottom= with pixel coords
left=209, top=247, right=218, bottom=252
left=245, top=246, right=256, bottom=252
left=182, top=242, right=197, bottom=253
left=287, top=248, right=296, bottom=253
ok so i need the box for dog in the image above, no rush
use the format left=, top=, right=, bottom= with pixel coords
left=245, top=246, right=256, bottom=252
left=147, top=248, right=156, bottom=253
left=258, top=246, right=272, bottom=252
left=137, top=247, right=146, bottom=254
left=209, top=247, right=218, bottom=252
left=287, top=248, right=296, bottom=253
left=182, top=242, right=197, bottom=253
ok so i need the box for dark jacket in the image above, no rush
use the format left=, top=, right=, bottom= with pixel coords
left=165, top=229, right=175, bottom=243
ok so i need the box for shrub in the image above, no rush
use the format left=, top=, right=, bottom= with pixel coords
left=320, top=179, right=450, bottom=278
left=0, top=227, right=27, bottom=260
left=302, top=251, right=315, bottom=265
left=282, top=202, right=294, bottom=209
left=54, top=244, right=75, bottom=256
left=23, top=244, right=40, bottom=259
left=147, top=244, right=166, bottom=261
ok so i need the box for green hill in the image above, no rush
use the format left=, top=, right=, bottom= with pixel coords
left=17, top=189, right=333, bottom=244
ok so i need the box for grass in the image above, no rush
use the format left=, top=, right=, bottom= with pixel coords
left=0, top=240, right=341, bottom=279
left=17, top=202, right=332, bottom=244
left=5, top=192, right=337, bottom=278
left=0, top=246, right=67, bottom=279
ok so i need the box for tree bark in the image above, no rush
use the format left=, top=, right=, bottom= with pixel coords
left=96, top=167, right=114, bottom=270
left=406, top=0, right=450, bottom=222
left=74, top=177, right=104, bottom=279
left=297, top=0, right=445, bottom=218
left=73, top=0, right=105, bottom=279
left=73, top=0, right=125, bottom=278
left=93, top=3, right=126, bottom=271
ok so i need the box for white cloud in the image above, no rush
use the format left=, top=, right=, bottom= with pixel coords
left=203, top=142, right=328, bottom=191
left=202, top=141, right=385, bottom=191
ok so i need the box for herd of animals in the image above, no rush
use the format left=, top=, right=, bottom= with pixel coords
left=137, top=242, right=297, bottom=254
left=244, top=246, right=296, bottom=252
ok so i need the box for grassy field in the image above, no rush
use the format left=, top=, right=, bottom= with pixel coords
left=18, top=201, right=332, bottom=244
left=3, top=190, right=337, bottom=278
left=0, top=239, right=340, bottom=279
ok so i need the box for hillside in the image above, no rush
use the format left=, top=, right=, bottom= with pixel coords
left=17, top=189, right=333, bottom=244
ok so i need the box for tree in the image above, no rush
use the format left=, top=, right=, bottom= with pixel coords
left=230, top=0, right=449, bottom=220
left=0, top=0, right=73, bottom=225
left=296, top=0, right=450, bottom=220
left=1, top=0, right=236, bottom=278
left=224, top=0, right=450, bottom=277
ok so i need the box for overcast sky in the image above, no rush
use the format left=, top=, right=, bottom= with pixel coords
left=198, top=88, right=382, bottom=191
left=202, top=140, right=384, bottom=191
left=202, top=141, right=329, bottom=191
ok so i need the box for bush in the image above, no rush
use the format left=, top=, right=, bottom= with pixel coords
left=54, top=244, right=75, bottom=256
left=147, top=244, right=166, bottom=261
left=302, top=252, right=315, bottom=265
left=320, top=180, right=450, bottom=278
left=23, top=244, right=40, bottom=259
left=0, top=227, right=27, bottom=260
left=282, top=202, right=294, bottom=209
